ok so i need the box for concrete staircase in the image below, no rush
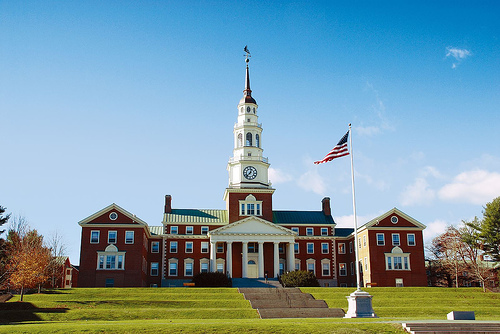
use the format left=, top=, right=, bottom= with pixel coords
left=402, top=321, right=500, bottom=333
left=239, top=287, right=345, bottom=319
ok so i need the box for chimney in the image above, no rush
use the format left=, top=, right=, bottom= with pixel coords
left=322, top=197, right=331, bottom=216
left=164, top=195, right=172, bottom=214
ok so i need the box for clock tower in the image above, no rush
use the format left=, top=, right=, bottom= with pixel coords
left=224, top=51, right=275, bottom=223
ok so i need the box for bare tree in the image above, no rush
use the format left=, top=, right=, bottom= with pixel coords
left=46, top=231, right=68, bottom=288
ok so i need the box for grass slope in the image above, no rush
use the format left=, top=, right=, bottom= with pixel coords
left=1, top=287, right=498, bottom=333
left=302, top=287, right=500, bottom=320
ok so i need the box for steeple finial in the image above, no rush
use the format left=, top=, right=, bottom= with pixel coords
left=241, top=46, right=256, bottom=104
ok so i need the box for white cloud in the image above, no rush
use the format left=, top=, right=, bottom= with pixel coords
left=268, top=167, right=292, bottom=184
left=421, top=166, right=443, bottom=179
left=422, top=219, right=448, bottom=243
left=438, top=170, right=500, bottom=205
left=446, top=47, right=471, bottom=68
left=334, top=213, right=382, bottom=228
left=400, top=177, right=436, bottom=206
left=356, top=171, right=389, bottom=191
left=297, top=170, right=326, bottom=195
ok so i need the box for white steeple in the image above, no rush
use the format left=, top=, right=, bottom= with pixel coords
left=227, top=51, right=271, bottom=189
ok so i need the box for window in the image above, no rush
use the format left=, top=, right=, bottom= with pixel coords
left=151, top=262, right=159, bottom=276
left=307, top=243, right=314, bottom=254
left=385, top=247, right=410, bottom=271
left=395, top=278, right=404, bottom=287
left=239, top=195, right=262, bottom=216
left=201, top=262, right=209, bottom=273
left=363, top=235, right=367, bottom=247
left=237, top=133, right=243, bottom=147
left=407, top=234, right=416, bottom=246
left=291, top=227, right=299, bottom=234
left=256, top=134, right=260, bottom=147
left=170, top=226, right=178, bottom=234
left=201, top=242, right=209, bottom=253
left=350, top=262, right=354, bottom=276
left=321, top=228, right=328, bottom=236
left=108, top=231, right=117, bottom=244
left=377, top=233, right=385, bottom=246
left=185, top=261, right=193, bottom=276
left=321, top=243, right=329, bottom=254
left=339, top=263, right=347, bottom=276
left=170, top=241, right=178, bottom=253
left=307, top=261, right=315, bottom=274
left=186, top=226, right=193, bottom=235
left=248, top=242, right=258, bottom=253
left=217, top=243, right=224, bottom=253
left=185, top=242, right=193, bottom=253
left=364, top=257, right=368, bottom=271
left=278, top=244, right=284, bottom=254
left=358, top=238, right=361, bottom=248
left=201, top=226, right=209, bottom=235
left=246, top=132, right=252, bottom=146
left=294, top=243, right=299, bottom=254
left=91, top=230, right=100, bottom=244
left=322, top=262, right=330, bottom=276
left=392, top=234, right=400, bottom=246
left=338, top=243, right=346, bottom=254
left=349, top=241, right=353, bottom=253
left=97, top=245, right=125, bottom=270
left=125, top=231, right=134, bottom=244
left=169, top=261, right=177, bottom=276
left=151, top=241, right=159, bottom=253
left=295, top=260, right=300, bottom=271
left=217, top=263, right=224, bottom=273
left=105, top=278, right=114, bottom=287
left=306, top=228, right=314, bottom=236
left=279, top=262, right=285, bottom=275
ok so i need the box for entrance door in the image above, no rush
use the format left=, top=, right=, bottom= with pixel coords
left=247, top=260, right=258, bottom=278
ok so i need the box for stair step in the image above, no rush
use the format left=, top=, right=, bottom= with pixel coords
left=258, top=308, right=345, bottom=319
left=402, top=322, right=500, bottom=334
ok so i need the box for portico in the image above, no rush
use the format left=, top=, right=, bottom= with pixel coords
left=208, top=216, right=296, bottom=278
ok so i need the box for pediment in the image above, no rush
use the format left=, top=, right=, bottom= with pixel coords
left=78, top=203, right=148, bottom=226
left=360, top=208, right=426, bottom=230
left=209, top=216, right=295, bottom=236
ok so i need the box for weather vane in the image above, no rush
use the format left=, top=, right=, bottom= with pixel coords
left=244, top=45, right=251, bottom=63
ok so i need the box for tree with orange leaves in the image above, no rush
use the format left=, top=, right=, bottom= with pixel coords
left=6, top=225, right=51, bottom=301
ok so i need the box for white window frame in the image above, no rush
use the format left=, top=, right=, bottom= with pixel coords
left=168, top=259, right=178, bottom=276
left=291, top=227, right=299, bottom=234
left=201, top=226, right=209, bottom=235
left=321, top=259, right=330, bottom=276
left=201, top=242, right=209, bottom=253
left=151, top=262, right=159, bottom=276
left=186, top=226, right=194, bottom=235
left=385, top=247, right=411, bottom=271
left=108, top=230, right=117, bottom=244
left=392, top=233, right=400, bottom=246
left=239, top=194, right=263, bottom=216
left=295, top=259, right=301, bottom=271
left=376, top=233, right=385, bottom=246
left=307, top=243, right=314, bottom=254
left=151, top=241, right=160, bottom=253
left=321, top=242, right=329, bottom=254
left=170, top=226, right=178, bottom=234
left=125, top=231, right=134, bottom=244
left=349, top=241, right=353, bottom=253
left=339, top=263, right=347, bottom=276
left=363, top=235, right=367, bottom=247
left=306, top=259, right=315, bottom=275
left=321, top=227, right=328, bottom=236
left=294, top=243, right=299, bottom=254
left=97, top=245, right=125, bottom=270
left=200, top=259, right=209, bottom=273
left=184, top=259, right=194, bottom=276
left=90, top=230, right=100, bottom=244
left=338, top=243, right=346, bottom=254
left=170, top=241, right=178, bottom=253
left=185, top=241, right=193, bottom=253
left=407, top=233, right=416, bottom=246
left=306, top=227, right=314, bottom=236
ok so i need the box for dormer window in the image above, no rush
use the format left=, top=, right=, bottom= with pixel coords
left=239, top=194, right=262, bottom=216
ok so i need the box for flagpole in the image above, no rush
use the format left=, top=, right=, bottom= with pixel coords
left=349, top=123, right=362, bottom=291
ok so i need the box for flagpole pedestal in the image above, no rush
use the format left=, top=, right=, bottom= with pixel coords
left=344, top=289, right=377, bottom=318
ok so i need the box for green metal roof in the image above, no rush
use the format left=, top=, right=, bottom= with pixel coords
left=272, top=211, right=335, bottom=225
left=149, top=226, right=164, bottom=235
left=334, top=227, right=354, bottom=237
left=165, top=209, right=229, bottom=224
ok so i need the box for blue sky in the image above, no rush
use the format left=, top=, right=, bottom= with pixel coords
left=1, top=1, right=499, bottom=264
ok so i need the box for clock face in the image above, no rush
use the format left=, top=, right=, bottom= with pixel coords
left=243, top=166, right=258, bottom=180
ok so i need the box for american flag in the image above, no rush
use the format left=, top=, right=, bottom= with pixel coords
left=314, top=131, right=349, bottom=164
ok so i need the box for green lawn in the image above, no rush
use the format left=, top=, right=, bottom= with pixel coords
left=0, top=287, right=498, bottom=333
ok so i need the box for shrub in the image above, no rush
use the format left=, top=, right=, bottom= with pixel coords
left=191, top=272, right=232, bottom=287
left=280, top=270, right=320, bottom=287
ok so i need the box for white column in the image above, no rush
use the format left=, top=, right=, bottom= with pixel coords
left=258, top=241, right=264, bottom=278
left=273, top=242, right=280, bottom=278
left=242, top=241, right=248, bottom=278
left=226, top=242, right=233, bottom=277
left=287, top=242, right=295, bottom=272
left=210, top=241, right=216, bottom=272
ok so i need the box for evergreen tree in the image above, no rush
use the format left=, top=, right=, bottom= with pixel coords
left=0, top=206, right=10, bottom=235
left=480, top=196, right=500, bottom=261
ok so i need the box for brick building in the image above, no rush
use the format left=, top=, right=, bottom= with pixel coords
left=78, top=57, right=427, bottom=288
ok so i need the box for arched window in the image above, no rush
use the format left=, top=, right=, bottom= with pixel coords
left=246, top=133, right=252, bottom=146
left=256, top=134, right=260, bottom=148
left=237, top=133, right=243, bottom=147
